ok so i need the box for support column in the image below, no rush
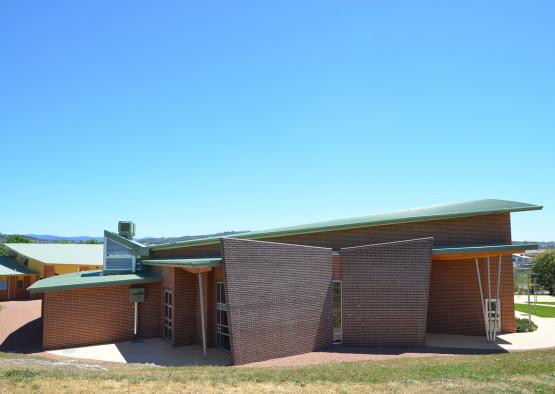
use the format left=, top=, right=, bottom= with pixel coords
left=198, top=273, right=207, bottom=358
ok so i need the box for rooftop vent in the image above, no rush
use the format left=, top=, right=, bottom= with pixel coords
left=118, top=221, right=135, bottom=239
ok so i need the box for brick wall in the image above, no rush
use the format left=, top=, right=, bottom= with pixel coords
left=149, top=214, right=510, bottom=259
left=43, top=282, right=161, bottom=350
left=221, top=238, right=333, bottom=365
left=264, top=214, right=510, bottom=249
left=341, top=238, right=433, bottom=346
left=427, top=256, right=515, bottom=335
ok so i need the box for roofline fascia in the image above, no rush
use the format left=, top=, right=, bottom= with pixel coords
left=141, top=258, right=221, bottom=268
left=432, top=242, right=539, bottom=256
left=28, top=273, right=162, bottom=294
left=149, top=205, right=543, bottom=252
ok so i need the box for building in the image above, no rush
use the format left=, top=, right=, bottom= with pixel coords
left=29, top=199, right=542, bottom=365
left=4, top=243, right=103, bottom=278
left=512, top=253, right=533, bottom=269
left=0, top=256, right=39, bottom=301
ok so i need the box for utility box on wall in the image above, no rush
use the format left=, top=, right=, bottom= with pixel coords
left=130, top=288, right=145, bottom=303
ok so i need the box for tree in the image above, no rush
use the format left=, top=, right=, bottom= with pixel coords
left=84, top=239, right=101, bottom=244
left=0, top=234, right=32, bottom=256
left=531, top=250, right=555, bottom=295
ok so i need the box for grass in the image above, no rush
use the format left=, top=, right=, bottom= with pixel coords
left=515, top=303, right=555, bottom=318
left=1, top=349, right=555, bottom=393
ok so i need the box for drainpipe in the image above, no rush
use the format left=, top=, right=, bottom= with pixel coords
left=198, top=273, right=207, bottom=358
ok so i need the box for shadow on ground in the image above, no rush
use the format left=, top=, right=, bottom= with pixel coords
left=0, top=317, right=43, bottom=353
left=327, top=344, right=508, bottom=356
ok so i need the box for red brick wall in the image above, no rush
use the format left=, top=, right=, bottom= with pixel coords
left=44, top=266, right=55, bottom=278
left=427, top=256, right=515, bottom=335
left=221, top=238, right=333, bottom=365
left=43, top=282, right=161, bottom=350
left=341, top=238, right=433, bottom=346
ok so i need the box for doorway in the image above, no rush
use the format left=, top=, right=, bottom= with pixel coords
left=163, top=289, right=173, bottom=342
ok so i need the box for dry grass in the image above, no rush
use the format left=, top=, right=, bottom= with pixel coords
left=1, top=348, right=555, bottom=393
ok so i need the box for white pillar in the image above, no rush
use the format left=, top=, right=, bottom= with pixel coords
left=475, top=257, right=489, bottom=342
left=198, top=273, right=207, bottom=358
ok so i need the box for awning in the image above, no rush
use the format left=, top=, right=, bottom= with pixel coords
left=432, top=242, right=538, bottom=260
left=28, top=270, right=162, bottom=294
left=141, top=257, right=221, bottom=268
left=0, top=256, right=35, bottom=276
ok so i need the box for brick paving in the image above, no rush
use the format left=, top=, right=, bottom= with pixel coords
left=0, top=299, right=42, bottom=353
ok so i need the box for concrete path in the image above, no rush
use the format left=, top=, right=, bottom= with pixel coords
left=46, top=338, right=231, bottom=366
left=0, top=300, right=42, bottom=353
left=514, top=295, right=555, bottom=304
left=497, top=311, right=555, bottom=351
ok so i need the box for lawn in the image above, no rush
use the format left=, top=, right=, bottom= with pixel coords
left=515, top=303, right=555, bottom=318
left=2, top=349, right=555, bottom=393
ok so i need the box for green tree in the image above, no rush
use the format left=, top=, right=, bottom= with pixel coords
left=531, top=250, right=555, bottom=295
left=0, top=234, right=32, bottom=256
left=84, top=239, right=101, bottom=244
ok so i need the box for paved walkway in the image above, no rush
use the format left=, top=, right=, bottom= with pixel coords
left=0, top=299, right=42, bottom=353
left=46, top=338, right=231, bottom=366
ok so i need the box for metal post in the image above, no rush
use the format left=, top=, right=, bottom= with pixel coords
left=487, top=255, right=492, bottom=341
left=198, top=273, right=207, bottom=358
left=134, top=301, right=138, bottom=337
left=527, top=272, right=532, bottom=324
left=475, top=257, right=490, bottom=342
left=494, top=255, right=502, bottom=342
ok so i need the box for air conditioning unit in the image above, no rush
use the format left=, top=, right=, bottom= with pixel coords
left=118, top=221, right=135, bottom=239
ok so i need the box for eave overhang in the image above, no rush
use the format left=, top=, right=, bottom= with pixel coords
left=28, top=270, right=162, bottom=294
left=432, top=242, right=538, bottom=261
left=141, top=257, right=221, bottom=269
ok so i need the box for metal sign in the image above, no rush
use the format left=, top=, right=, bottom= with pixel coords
left=130, top=288, right=145, bottom=303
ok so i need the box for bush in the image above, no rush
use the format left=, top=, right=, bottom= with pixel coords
left=515, top=317, right=538, bottom=333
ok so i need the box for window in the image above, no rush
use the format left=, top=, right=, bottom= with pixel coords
left=485, top=298, right=501, bottom=332
left=216, top=282, right=230, bottom=351
left=163, top=289, right=173, bottom=342
left=332, top=281, right=342, bottom=343
left=23, top=258, right=29, bottom=267
left=0, top=280, right=7, bottom=291
left=17, top=279, right=24, bottom=289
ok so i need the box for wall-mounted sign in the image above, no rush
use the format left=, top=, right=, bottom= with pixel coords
left=130, top=288, right=145, bottom=303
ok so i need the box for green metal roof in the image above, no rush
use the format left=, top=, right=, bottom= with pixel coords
left=28, top=270, right=162, bottom=294
left=150, top=199, right=542, bottom=251
left=0, top=256, right=34, bottom=276
left=432, top=242, right=538, bottom=255
left=141, top=257, right=221, bottom=268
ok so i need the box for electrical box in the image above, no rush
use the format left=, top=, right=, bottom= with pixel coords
left=130, top=288, right=145, bottom=303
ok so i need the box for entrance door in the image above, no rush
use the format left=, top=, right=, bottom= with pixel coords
left=163, top=289, right=173, bottom=342
left=216, top=282, right=230, bottom=351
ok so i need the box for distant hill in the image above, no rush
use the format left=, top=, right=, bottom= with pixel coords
left=25, top=234, right=104, bottom=242
left=15, top=231, right=247, bottom=245
left=138, top=231, right=246, bottom=245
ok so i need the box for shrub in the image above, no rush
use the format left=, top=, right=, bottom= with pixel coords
left=515, top=317, right=538, bottom=333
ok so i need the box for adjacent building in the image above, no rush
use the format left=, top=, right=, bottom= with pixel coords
left=0, top=256, right=39, bottom=301
left=4, top=243, right=103, bottom=278
left=29, top=199, right=543, bottom=365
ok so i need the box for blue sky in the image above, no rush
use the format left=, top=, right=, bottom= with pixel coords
left=0, top=1, right=553, bottom=240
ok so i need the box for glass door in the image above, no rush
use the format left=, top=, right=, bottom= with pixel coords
left=163, top=289, right=173, bottom=342
left=216, top=282, right=230, bottom=351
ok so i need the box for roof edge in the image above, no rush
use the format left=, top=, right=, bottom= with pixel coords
left=149, top=201, right=543, bottom=252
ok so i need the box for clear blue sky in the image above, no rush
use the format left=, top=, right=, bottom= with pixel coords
left=1, top=1, right=553, bottom=240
